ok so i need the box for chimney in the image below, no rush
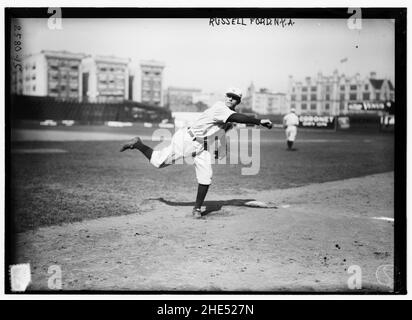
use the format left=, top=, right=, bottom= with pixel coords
left=370, top=72, right=377, bottom=79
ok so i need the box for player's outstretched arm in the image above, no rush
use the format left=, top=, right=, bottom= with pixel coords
left=226, top=113, right=273, bottom=129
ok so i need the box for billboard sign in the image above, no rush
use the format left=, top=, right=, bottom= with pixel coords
left=298, top=115, right=335, bottom=129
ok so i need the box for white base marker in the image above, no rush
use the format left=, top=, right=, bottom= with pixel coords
left=371, top=217, right=394, bottom=222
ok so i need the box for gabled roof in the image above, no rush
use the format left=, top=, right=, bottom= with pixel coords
left=387, top=80, right=394, bottom=90
left=369, top=79, right=384, bottom=90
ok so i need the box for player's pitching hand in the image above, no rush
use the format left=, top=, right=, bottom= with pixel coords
left=260, top=119, right=273, bottom=129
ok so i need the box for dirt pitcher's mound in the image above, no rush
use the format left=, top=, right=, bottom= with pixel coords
left=14, top=172, right=394, bottom=292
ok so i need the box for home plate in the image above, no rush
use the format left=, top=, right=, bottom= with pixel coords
left=244, top=201, right=277, bottom=208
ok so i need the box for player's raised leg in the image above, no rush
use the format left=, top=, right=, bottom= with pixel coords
left=120, top=137, right=153, bottom=160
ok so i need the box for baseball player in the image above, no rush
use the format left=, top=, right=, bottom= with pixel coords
left=283, top=107, right=299, bottom=150
left=120, top=87, right=273, bottom=218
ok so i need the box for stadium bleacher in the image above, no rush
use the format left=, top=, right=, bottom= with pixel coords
left=10, top=95, right=172, bottom=124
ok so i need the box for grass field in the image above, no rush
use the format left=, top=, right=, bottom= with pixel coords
left=9, top=123, right=396, bottom=292
left=10, top=125, right=394, bottom=232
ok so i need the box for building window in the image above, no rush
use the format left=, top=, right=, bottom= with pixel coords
left=302, top=95, right=307, bottom=101
left=310, top=103, right=316, bottom=110
left=302, top=87, right=308, bottom=92
left=291, top=95, right=296, bottom=101
left=311, top=86, right=317, bottom=92
left=310, top=94, right=316, bottom=101
left=32, top=75, right=36, bottom=80
left=340, top=85, right=345, bottom=91
left=349, top=93, right=357, bottom=100
left=340, top=102, right=345, bottom=110
left=325, top=94, right=330, bottom=100
left=364, top=84, right=369, bottom=90
left=375, top=93, right=380, bottom=100
left=326, top=86, right=330, bottom=92
left=301, top=103, right=307, bottom=110
left=340, top=93, right=345, bottom=101
left=350, top=85, right=357, bottom=91
left=325, top=103, right=330, bottom=110
left=292, top=87, right=295, bottom=93
left=291, top=104, right=295, bottom=109
left=32, top=85, right=36, bottom=91
left=362, top=92, right=370, bottom=100
left=32, top=64, right=36, bottom=70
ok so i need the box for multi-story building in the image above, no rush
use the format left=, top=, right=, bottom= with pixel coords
left=131, top=60, right=165, bottom=106
left=82, top=55, right=130, bottom=103
left=192, top=91, right=222, bottom=108
left=288, top=71, right=395, bottom=115
left=11, top=66, right=23, bottom=94
left=21, top=50, right=86, bottom=101
left=242, top=83, right=287, bottom=115
left=164, top=86, right=202, bottom=112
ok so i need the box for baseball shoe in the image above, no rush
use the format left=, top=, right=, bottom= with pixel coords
left=120, top=137, right=142, bottom=152
left=192, top=208, right=202, bottom=219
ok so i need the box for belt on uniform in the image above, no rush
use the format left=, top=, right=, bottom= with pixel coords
left=187, top=127, right=208, bottom=151
left=187, top=127, right=197, bottom=141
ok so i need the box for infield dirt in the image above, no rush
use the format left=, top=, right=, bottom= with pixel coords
left=15, top=172, right=394, bottom=292
left=10, top=125, right=395, bottom=292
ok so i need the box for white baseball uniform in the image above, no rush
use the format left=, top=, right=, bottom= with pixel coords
left=150, top=101, right=235, bottom=185
left=283, top=112, right=299, bottom=142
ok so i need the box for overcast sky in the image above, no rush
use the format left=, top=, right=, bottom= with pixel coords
left=17, top=18, right=394, bottom=95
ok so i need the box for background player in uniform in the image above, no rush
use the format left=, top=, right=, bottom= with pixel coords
left=120, top=87, right=273, bottom=218
left=283, top=108, right=299, bottom=151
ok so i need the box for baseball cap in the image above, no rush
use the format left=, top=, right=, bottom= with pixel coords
left=225, top=87, right=243, bottom=100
